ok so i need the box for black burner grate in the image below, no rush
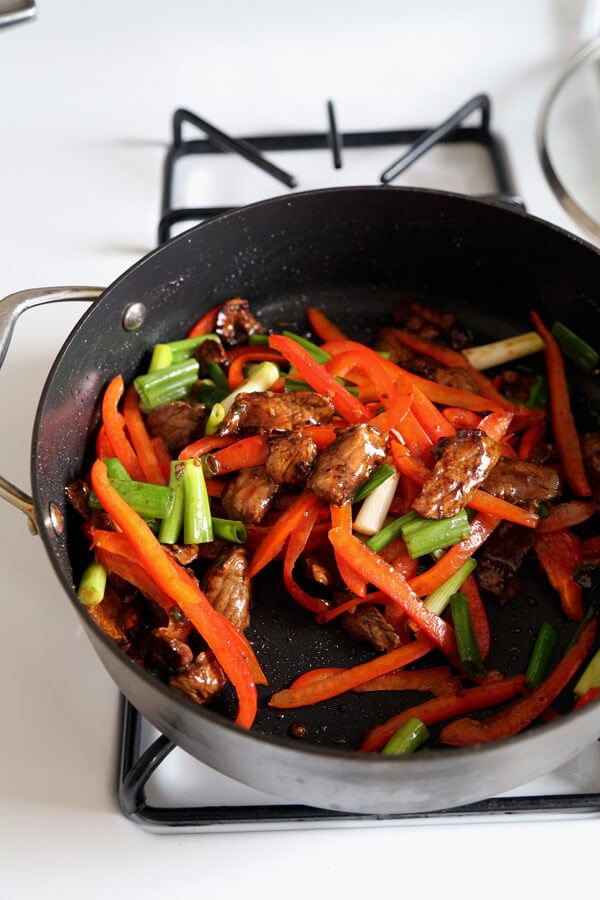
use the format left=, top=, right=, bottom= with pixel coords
left=117, top=96, right=600, bottom=831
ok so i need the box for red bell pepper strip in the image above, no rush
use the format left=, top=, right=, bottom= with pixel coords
left=354, top=666, right=461, bottom=696
left=178, top=435, right=234, bottom=460
left=151, top=436, right=173, bottom=482
left=226, top=350, right=284, bottom=389
left=395, top=410, right=434, bottom=465
left=389, top=329, right=516, bottom=411
left=186, top=302, right=222, bottom=338
left=330, top=503, right=368, bottom=597
left=582, top=536, right=600, bottom=567
left=320, top=339, right=506, bottom=412
left=478, top=411, right=513, bottom=441
left=534, top=529, right=584, bottom=622
left=398, top=370, right=456, bottom=441
left=531, top=311, right=592, bottom=497
left=90, top=459, right=258, bottom=728
left=536, top=501, right=596, bottom=534
left=328, top=528, right=457, bottom=656
left=302, top=425, right=338, bottom=449
left=408, top=513, right=502, bottom=596
left=316, top=591, right=388, bottom=623
left=360, top=675, right=526, bottom=752
left=442, top=407, right=481, bottom=429
left=96, top=425, right=114, bottom=460
left=306, top=306, right=347, bottom=342
left=268, top=335, right=370, bottom=423
left=123, top=385, right=168, bottom=486
left=574, top=686, right=600, bottom=710
left=283, top=502, right=330, bottom=615
left=440, top=618, right=597, bottom=746
left=269, top=636, right=433, bottom=708
left=204, top=434, right=268, bottom=475
left=325, top=349, right=407, bottom=412
left=101, top=376, right=145, bottom=481
left=248, top=489, right=319, bottom=578
left=461, top=574, right=490, bottom=660
left=290, top=668, right=346, bottom=690
left=519, top=417, right=546, bottom=461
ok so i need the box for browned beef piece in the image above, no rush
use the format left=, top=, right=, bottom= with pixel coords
left=169, top=651, right=227, bottom=705
left=166, top=543, right=200, bottom=566
left=203, top=546, right=252, bottom=631
left=146, top=401, right=207, bottom=455
left=582, top=432, right=600, bottom=502
left=137, top=627, right=194, bottom=674
left=393, top=302, right=472, bottom=350
left=266, top=432, right=317, bottom=488
left=307, top=423, right=387, bottom=506
left=88, top=585, right=130, bottom=649
left=194, top=337, right=226, bottom=377
left=413, top=429, right=502, bottom=520
left=219, top=391, right=335, bottom=437
left=222, top=465, right=279, bottom=524
left=374, top=327, right=416, bottom=364
left=302, top=554, right=337, bottom=588
left=431, top=366, right=482, bottom=395
left=66, top=479, right=90, bottom=520
left=337, top=599, right=402, bottom=651
left=501, top=370, right=538, bottom=405
left=481, top=458, right=562, bottom=504
left=215, top=297, right=265, bottom=347
left=476, top=522, right=535, bottom=603
left=194, top=538, right=236, bottom=560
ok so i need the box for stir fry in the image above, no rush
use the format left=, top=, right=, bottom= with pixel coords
left=68, top=297, right=600, bottom=754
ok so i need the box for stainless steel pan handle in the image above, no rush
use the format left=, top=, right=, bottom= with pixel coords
left=0, top=1, right=37, bottom=28
left=0, top=286, right=104, bottom=533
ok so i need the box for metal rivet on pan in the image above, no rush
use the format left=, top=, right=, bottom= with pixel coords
left=123, top=302, right=147, bottom=331
left=49, top=502, right=64, bottom=535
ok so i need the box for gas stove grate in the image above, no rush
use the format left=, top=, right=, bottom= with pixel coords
left=116, top=97, right=600, bottom=833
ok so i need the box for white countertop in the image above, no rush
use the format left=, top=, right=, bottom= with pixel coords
left=1, top=2, right=599, bottom=897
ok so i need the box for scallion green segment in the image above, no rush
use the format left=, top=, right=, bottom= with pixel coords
left=424, top=559, right=477, bottom=616
left=574, top=648, right=600, bottom=699
left=525, top=621, right=559, bottom=688
left=166, top=334, right=221, bottom=361
left=148, top=343, right=173, bottom=373
left=103, top=457, right=132, bottom=482
left=282, top=331, right=332, bottom=364
left=248, top=333, right=270, bottom=345
left=211, top=517, right=247, bottom=544
left=353, top=464, right=396, bottom=504
left=205, top=402, right=226, bottom=436
left=206, top=361, right=230, bottom=393
left=382, top=717, right=430, bottom=755
left=182, top=458, right=213, bottom=544
left=134, top=358, right=199, bottom=411
left=525, top=374, right=548, bottom=411
left=366, top=512, right=420, bottom=554
left=77, top=561, right=108, bottom=608
left=552, top=321, right=599, bottom=373
left=158, top=460, right=185, bottom=544
left=450, top=591, right=485, bottom=677
left=194, top=379, right=229, bottom=406
left=401, top=509, right=471, bottom=559
left=89, top=478, right=174, bottom=519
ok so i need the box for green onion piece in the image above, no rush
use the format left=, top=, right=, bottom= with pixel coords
left=220, top=360, right=280, bottom=414
left=205, top=402, right=225, bottom=436
left=182, top=458, right=213, bottom=544
left=77, top=561, right=108, bottom=608
left=194, top=379, right=229, bottom=405
left=382, top=717, right=430, bottom=755
left=167, top=334, right=221, bottom=361
left=206, top=361, right=230, bottom=393
left=424, top=559, right=477, bottom=616
left=462, top=331, right=545, bottom=370
left=525, top=622, right=559, bottom=688
left=89, top=478, right=174, bottom=519
left=211, top=517, right=247, bottom=544
left=565, top=600, right=598, bottom=653
left=353, top=469, right=400, bottom=537
left=401, top=510, right=471, bottom=559
left=353, top=464, right=396, bottom=503
left=158, top=460, right=185, bottom=544
left=103, top=458, right=132, bottom=481
left=525, top=375, right=548, bottom=410
left=573, top=648, right=600, bottom=699
left=376, top=350, right=391, bottom=359
left=148, top=343, right=173, bottom=373
left=248, top=333, right=270, bottom=345
left=282, top=331, right=332, bottom=364
left=134, top=358, right=199, bottom=411
left=552, top=321, right=600, bottom=373
left=538, top=502, right=549, bottom=519
left=366, top=512, right=420, bottom=554
left=450, top=592, right=485, bottom=677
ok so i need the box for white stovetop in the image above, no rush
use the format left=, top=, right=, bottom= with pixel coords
left=1, top=2, right=599, bottom=898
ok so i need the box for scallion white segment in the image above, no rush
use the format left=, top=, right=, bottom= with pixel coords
left=462, top=331, right=544, bottom=370
left=353, top=469, right=400, bottom=536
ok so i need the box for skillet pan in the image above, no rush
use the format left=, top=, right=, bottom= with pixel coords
left=1, top=186, right=599, bottom=815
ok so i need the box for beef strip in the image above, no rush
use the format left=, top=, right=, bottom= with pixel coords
left=431, top=366, right=482, bottom=395
left=302, top=554, right=337, bottom=587
left=203, top=546, right=252, bottom=631
left=476, top=522, right=535, bottom=603
left=413, top=429, right=502, bottom=519
left=222, top=465, right=279, bottom=524
left=87, top=584, right=130, bottom=649
left=194, top=337, right=226, bottom=377
left=136, top=627, right=194, bottom=674
left=374, top=327, right=417, bottom=364
left=307, top=423, right=387, bottom=506
left=334, top=591, right=402, bottom=651
left=146, top=401, right=207, bottom=455
left=392, top=301, right=472, bottom=350
left=215, top=297, right=265, bottom=347
left=168, top=650, right=227, bottom=705
left=219, top=391, right=335, bottom=437
left=166, top=543, right=200, bottom=566
left=265, top=432, right=318, bottom=488
left=582, top=432, right=600, bottom=502
left=481, top=458, right=562, bottom=504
